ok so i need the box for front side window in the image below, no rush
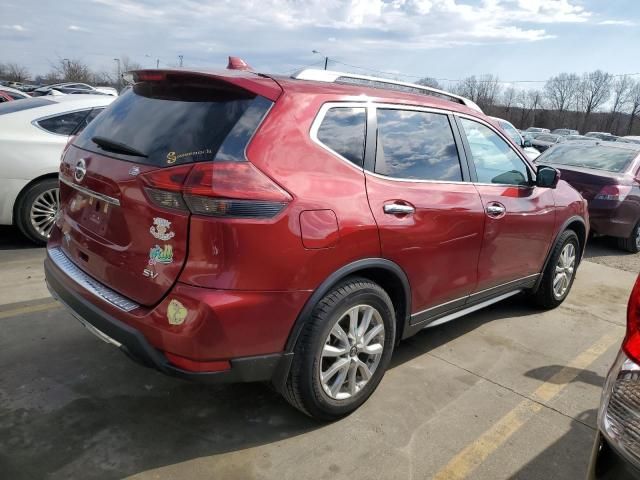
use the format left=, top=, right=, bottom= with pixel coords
left=460, top=117, right=530, bottom=186
left=316, top=107, right=366, bottom=167
left=375, top=109, right=462, bottom=181
left=37, top=110, right=91, bottom=136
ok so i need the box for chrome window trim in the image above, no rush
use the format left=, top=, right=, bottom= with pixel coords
left=32, top=107, right=94, bottom=137
left=59, top=176, right=121, bottom=206
left=365, top=170, right=470, bottom=186
left=309, top=101, right=370, bottom=172
left=455, top=112, right=537, bottom=181
left=48, top=247, right=139, bottom=312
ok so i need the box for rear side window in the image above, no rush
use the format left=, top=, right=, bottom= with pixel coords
left=36, top=110, right=91, bottom=136
left=316, top=107, right=366, bottom=167
left=375, top=109, right=462, bottom=181
left=0, top=97, right=54, bottom=115
left=75, top=82, right=273, bottom=166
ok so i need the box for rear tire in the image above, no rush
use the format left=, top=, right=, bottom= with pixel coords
left=283, top=277, right=396, bottom=421
left=15, top=178, right=60, bottom=246
left=531, top=230, right=580, bottom=309
left=617, top=221, right=640, bottom=253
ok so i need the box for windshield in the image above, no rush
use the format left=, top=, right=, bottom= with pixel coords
left=538, top=144, right=638, bottom=173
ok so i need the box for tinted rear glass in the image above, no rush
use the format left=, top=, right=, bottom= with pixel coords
left=539, top=144, right=638, bottom=173
left=74, top=81, right=272, bottom=166
left=317, top=107, right=366, bottom=167
left=0, top=97, right=54, bottom=115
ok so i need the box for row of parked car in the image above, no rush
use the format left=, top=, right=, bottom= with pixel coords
left=1, top=80, right=118, bottom=99
left=1, top=61, right=639, bottom=476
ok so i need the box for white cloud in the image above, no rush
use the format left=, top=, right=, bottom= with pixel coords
left=68, top=25, right=90, bottom=32
left=598, top=20, right=636, bottom=26
left=2, top=24, right=26, bottom=31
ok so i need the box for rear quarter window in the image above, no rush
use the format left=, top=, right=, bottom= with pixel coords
left=316, top=107, right=366, bottom=167
left=36, top=110, right=91, bottom=136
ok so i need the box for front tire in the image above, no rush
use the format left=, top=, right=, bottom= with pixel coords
left=283, top=278, right=396, bottom=420
left=15, top=178, right=60, bottom=245
left=532, top=230, right=580, bottom=309
left=617, top=221, right=640, bottom=253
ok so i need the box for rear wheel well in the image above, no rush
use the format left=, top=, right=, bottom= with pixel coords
left=12, top=173, right=59, bottom=224
left=342, top=268, right=408, bottom=344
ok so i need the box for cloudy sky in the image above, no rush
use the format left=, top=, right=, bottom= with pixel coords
left=2, top=0, right=639, bottom=86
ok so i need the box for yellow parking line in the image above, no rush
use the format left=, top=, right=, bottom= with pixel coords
left=0, top=301, right=60, bottom=319
left=432, top=333, right=620, bottom=480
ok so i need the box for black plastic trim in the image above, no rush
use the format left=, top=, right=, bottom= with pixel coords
left=283, top=258, right=411, bottom=354
left=533, top=215, right=587, bottom=291
left=45, top=257, right=282, bottom=383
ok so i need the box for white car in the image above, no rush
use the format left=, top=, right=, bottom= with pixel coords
left=34, top=83, right=118, bottom=97
left=0, top=94, right=115, bottom=244
left=0, top=85, right=30, bottom=101
left=490, top=116, right=541, bottom=161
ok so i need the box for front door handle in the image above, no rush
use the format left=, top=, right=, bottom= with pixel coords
left=486, top=202, right=506, bottom=218
left=384, top=203, right=415, bottom=215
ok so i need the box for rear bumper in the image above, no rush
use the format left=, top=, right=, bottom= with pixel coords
left=589, top=202, right=637, bottom=239
left=44, top=254, right=297, bottom=384
left=587, top=432, right=640, bottom=480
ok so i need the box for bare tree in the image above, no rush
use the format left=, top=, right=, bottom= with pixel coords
left=543, top=73, right=579, bottom=125
left=416, top=77, right=441, bottom=89
left=627, top=80, right=640, bottom=135
left=578, top=70, right=613, bottom=131
left=455, top=74, right=501, bottom=109
left=3, top=62, right=30, bottom=82
left=119, top=55, right=142, bottom=73
left=607, top=75, right=633, bottom=133
left=50, top=58, right=93, bottom=83
left=502, top=86, right=518, bottom=119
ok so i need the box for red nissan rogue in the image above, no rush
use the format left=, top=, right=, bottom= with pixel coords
left=45, top=65, right=589, bottom=420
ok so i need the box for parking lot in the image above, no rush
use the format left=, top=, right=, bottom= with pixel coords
left=0, top=225, right=635, bottom=480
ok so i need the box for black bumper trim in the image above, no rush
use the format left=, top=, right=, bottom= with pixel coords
left=44, top=257, right=286, bottom=384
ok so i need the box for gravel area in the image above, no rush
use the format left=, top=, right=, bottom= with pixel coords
left=584, top=236, right=640, bottom=274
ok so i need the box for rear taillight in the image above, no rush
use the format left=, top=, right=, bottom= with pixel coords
left=183, top=162, right=291, bottom=218
left=140, top=162, right=291, bottom=218
left=594, top=185, right=632, bottom=201
left=623, top=275, right=640, bottom=364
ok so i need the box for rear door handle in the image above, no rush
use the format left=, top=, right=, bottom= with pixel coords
left=486, top=203, right=506, bottom=218
left=383, top=203, right=415, bottom=215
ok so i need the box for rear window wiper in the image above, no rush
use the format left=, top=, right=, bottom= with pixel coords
left=91, top=136, right=148, bottom=158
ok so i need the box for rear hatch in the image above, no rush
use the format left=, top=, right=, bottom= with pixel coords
left=57, top=70, right=280, bottom=306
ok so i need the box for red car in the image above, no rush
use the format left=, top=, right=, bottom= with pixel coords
left=588, top=274, right=640, bottom=479
left=45, top=66, right=588, bottom=419
left=536, top=140, right=640, bottom=252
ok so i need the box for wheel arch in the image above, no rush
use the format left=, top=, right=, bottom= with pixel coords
left=533, top=215, right=587, bottom=291
left=12, top=172, right=59, bottom=225
left=271, top=258, right=411, bottom=392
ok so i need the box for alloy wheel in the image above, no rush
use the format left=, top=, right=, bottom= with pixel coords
left=29, top=187, right=59, bottom=240
left=319, top=304, right=385, bottom=400
left=553, top=243, right=576, bottom=299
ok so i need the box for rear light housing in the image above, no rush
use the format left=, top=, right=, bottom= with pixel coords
left=595, top=185, right=632, bottom=201
left=139, top=161, right=292, bottom=219
left=623, top=275, right=640, bottom=364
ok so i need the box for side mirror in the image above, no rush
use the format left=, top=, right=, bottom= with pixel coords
left=536, top=165, right=560, bottom=188
left=523, top=138, right=532, bottom=148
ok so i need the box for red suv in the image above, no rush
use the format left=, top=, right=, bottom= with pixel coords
left=45, top=66, right=588, bottom=420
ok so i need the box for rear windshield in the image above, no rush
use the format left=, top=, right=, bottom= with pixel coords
left=538, top=144, right=638, bottom=173
left=74, top=81, right=272, bottom=166
left=0, top=97, right=54, bottom=115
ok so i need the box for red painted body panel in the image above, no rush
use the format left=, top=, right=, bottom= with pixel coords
left=47, top=68, right=590, bottom=375
left=474, top=184, right=556, bottom=289
left=365, top=173, right=485, bottom=312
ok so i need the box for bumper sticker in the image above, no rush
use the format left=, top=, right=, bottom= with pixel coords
left=150, top=217, right=175, bottom=241
left=149, top=245, right=173, bottom=265
left=167, top=299, right=188, bottom=325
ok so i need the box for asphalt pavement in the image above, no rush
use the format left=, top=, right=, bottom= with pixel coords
left=0, top=225, right=637, bottom=480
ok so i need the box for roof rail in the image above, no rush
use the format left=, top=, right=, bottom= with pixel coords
left=292, top=69, right=483, bottom=113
